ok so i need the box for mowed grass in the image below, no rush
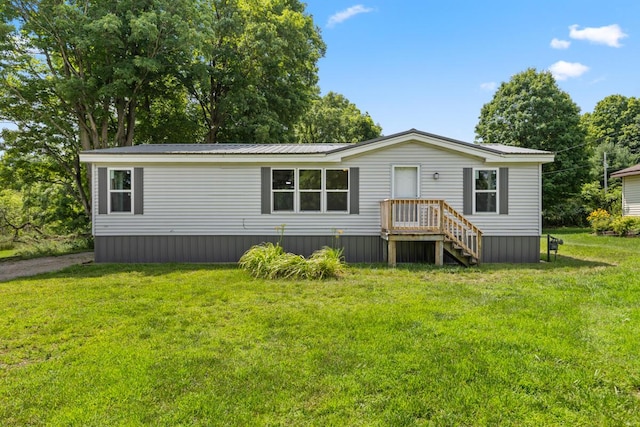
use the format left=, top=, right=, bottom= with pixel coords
left=1, top=230, right=640, bottom=426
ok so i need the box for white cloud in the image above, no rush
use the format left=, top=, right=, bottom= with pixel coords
left=549, top=61, right=589, bottom=80
left=480, top=82, right=497, bottom=91
left=569, top=24, right=628, bottom=47
left=327, top=5, right=374, bottom=28
left=550, top=38, right=571, bottom=49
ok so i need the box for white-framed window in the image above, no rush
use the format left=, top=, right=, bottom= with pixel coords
left=299, top=169, right=322, bottom=212
left=474, top=168, right=498, bottom=213
left=326, top=169, right=349, bottom=212
left=109, top=168, right=133, bottom=213
left=272, top=168, right=349, bottom=213
left=272, top=169, right=295, bottom=212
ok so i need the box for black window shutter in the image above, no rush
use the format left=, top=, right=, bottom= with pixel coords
left=350, top=167, right=359, bottom=215
left=499, top=167, right=509, bottom=215
left=463, top=168, right=472, bottom=215
left=98, top=167, right=108, bottom=214
left=261, top=167, right=271, bottom=214
left=134, top=168, right=144, bottom=215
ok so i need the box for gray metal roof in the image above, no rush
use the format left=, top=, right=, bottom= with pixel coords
left=84, top=143, right=351, bottom=155
left=481, top=143, right=551, bottom=155
left=80, top=129, right=553, bottom=156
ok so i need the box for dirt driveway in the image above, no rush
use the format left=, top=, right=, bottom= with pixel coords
left=0, top=252, right=94, bottom=282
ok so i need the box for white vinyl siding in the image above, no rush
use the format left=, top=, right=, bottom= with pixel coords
left=92, top=142, right=543, bottom=237
left=622, top=175, right=640, bottom=216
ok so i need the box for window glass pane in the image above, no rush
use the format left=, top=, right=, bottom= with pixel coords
left=273, top=192, right=294, bottom=211
left=273, top=170, right=295, bottom=190
left=475, top=170, right=496, bottom=190
left=326, top=169, right=348, bottom=190
left=110, top=170, right=131, bottom=190
left=327, top=192, right=348, bottom=211
left=110, top=192, right=132, bottom=212
left=300, top=192, right=321, bottom=211
left=299, top=170, right=321, bottom=190
left=476, top=192, right=496, bottom=213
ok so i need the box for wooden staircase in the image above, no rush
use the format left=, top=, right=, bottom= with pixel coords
left=380, top=199, right=482, bottom=267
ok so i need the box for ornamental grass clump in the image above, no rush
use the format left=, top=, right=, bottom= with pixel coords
left=238, top=242, right=285, bottom=278
left=239, top=243, right=345, bottom=280
left=268, top=252, right=309, bottom=279
left=307, top=247, right=345, bottom=279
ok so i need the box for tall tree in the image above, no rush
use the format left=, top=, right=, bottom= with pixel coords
left=0, top=0, right=195, bottom=217
left=184, top=0, right=326, bottom=143
left=294, top=92, right=382, bottom=143
left=581, top=95, right=640, bottom=184
left=475, top=68, right=589, bottom=214
left=1, top=0, right=194, bottom=150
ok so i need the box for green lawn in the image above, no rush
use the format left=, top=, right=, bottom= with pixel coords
left=1, top=230, right=640, bottom=426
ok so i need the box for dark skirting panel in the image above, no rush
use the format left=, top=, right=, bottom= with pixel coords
left=480, top=235, right=541, bottom=263
left=94, top=235, right=386, bottom=263
left=94, top=235, right=541, bottom=264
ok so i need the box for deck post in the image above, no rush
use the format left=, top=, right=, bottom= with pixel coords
left=435, top=240, right=444, bottom=266
left=388, top=239, right=397, bottom=267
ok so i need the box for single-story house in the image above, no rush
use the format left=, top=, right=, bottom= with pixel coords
left=610, top=163, right=640, bottom=216
left=79, top=129, right=555, bottom=265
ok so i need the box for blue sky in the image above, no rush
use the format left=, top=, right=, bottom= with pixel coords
left=304, top=0, right=640, bottom=142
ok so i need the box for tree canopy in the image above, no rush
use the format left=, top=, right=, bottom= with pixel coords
left=581, top=95, right=640, bottom=183
left=184, top=0, right=326, bottom=143
left=0, top=0, right=328, bottom=226
left=475, top=68, right=589, bottom=216
left=294, top=92, right=382, bottom=143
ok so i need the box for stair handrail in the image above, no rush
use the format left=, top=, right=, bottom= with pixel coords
left=439, top=200, right=482, bottom=262
left=379, top=198, right=483, bottom=263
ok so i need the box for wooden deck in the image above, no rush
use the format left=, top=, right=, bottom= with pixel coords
left=380, top=199, right=482, bottom=266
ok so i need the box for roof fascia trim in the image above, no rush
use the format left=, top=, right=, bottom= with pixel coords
left=324, top=131, right=554, bottom=163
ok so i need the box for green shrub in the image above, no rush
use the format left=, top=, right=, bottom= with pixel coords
left=0, top=239, right=15, bottom=251
left=544, top=196, right=587, bottom=227
left=611, top=216, right=640, bottom=236
left=586, top=209, right=613, bottom=234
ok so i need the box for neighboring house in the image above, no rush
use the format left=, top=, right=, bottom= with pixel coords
left=610, top=163, right=640, bottom=217
left=79, top=129, right=554, bottom=265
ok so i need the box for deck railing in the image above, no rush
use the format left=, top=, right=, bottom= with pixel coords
left=380, top=199, right=482, bottom=261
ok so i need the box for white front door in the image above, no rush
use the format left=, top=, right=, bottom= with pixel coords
left=393, top=166, right=419, bottom=226
left=393, top=166, right=419, bottom=198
